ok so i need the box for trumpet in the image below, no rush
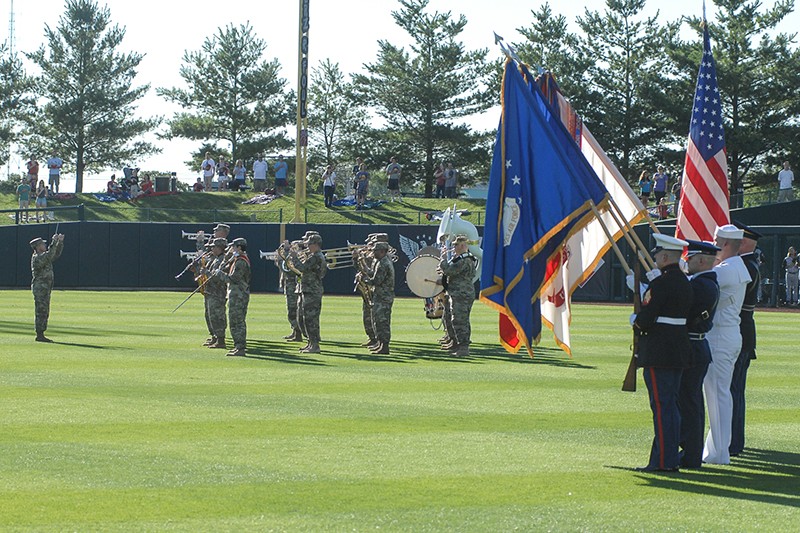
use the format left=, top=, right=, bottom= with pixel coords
left=181, top=230, right=212, bottom=242
left=180, top=250, right=200, bottom=259
left=259, top=250, right=279, bottom=261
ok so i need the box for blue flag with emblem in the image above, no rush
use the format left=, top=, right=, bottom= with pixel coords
left=480, top=60, right=610, bottom=356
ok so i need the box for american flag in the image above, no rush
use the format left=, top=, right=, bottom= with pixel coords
left=676, top=24, right=729, bottom=241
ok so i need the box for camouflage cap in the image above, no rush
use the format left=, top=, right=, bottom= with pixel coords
left=232, top=237, right=247, bottom=247
left=305, top=234, right=322, bottom=245
left=454, top=234, right=469, bottom=244
left=29, top=237, right=45, bottom=248
left=373, top=242, right=389, bottom=252
left=213, top=223, right=231, bottom=233
left=291, top=239, right=305, bottom=246
left=304, top=230, right=320, bottom=238
left=371, top=233, right=389, bottom=242
left=212, top=238, right=228, bottom=249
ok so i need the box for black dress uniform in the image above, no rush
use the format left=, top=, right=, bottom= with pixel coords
left=730, top=224, right=762, bottom=456
left=679, top=264, right=719, bottom=468
left=634, top=260, right=693, bottom=471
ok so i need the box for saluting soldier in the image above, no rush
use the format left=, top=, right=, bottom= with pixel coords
left=730, top=221, right=762, bottom=456
left=438, top=234, right=478, bottom=357
left=632, top=233, right=693, bottom=472
left=703, top=224, right=751, bottom=465
left=215, top=238, right=250, bottom=357
left=202, top=238, right=229, bottom=349
left=680, top=240, right=720, bottom=469
left=30, top=233, right=65, bottom=342
left=290, top=233, right=326, bottom=354
left=280, top=240, right=303, bottom=342
left=364, top=241, right=395, bottom=355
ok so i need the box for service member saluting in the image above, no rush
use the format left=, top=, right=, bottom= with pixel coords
left=630, top=233, right=693, bottom=472
left=214, top=238, right=250, bottom=357
left=30, top=233, right=65, bottom=342
left=437, top=234, right=477, bottom=357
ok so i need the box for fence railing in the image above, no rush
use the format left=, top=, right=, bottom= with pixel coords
left=0, top=204, right=85, bottom=225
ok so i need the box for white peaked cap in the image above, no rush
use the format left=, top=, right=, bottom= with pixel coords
left=714, top=224, right=744, bottom=240
left=651, top=233, right=689, bottom=252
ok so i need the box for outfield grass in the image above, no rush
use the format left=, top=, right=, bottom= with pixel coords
left=0, top=290, right=798, bottom=531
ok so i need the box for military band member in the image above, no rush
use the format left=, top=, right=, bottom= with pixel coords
left=730, top=221, right=762, bottom=456
left=195, top=223, right=230, bottom=252
left=632, top=233, right=692, bottom=472
left=30, top=234, right=65, bottom=342
left=703, top=224, right=751, bottom=465
left=356, top=233, right=386, bottom=347
left=202, top=238, right=229, bottom=349
left=438, top=234, right=477, bottom=357
left=363, top=241, right=395, bottom=355
left=280, top=240, right=303, bottom=342
left=680, top=240, right=720, bottom=469
left=215, top=238, right=250, bottom=357
left=290, top=233, right=326, bottom=354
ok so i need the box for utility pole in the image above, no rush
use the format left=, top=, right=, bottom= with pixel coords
left=5, top=0, right=15, bottom=180
left=293, top=0, right=309, bottom=223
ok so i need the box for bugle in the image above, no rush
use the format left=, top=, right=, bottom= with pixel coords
left=181, top=230, right=212, bottom=242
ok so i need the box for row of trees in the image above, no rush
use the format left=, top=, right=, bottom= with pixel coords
left=1, top=0, right=798, bottom=196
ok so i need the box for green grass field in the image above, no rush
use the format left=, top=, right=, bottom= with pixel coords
left=1, top=290, right=798, bottom=531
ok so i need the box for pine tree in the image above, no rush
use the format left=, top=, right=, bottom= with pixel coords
left=159, top=23, right=293, bottom=168
left=24, top=0, right=158, bottom=192
left=353, top=0, right=494, bottom=196
left=0, top=45, right=34, bottom=167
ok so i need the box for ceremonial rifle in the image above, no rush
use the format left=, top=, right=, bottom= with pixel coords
left=622, top=260, right=641, bottom=392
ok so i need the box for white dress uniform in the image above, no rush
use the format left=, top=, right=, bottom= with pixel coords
left=703, top=226, right=751, bottom=464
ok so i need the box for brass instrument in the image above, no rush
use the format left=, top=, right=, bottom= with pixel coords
left=181, top=230, right=212, bottom=242
left=278, top=241, right=305, bottom=276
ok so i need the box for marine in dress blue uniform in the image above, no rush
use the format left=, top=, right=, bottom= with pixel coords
left=730, top=222, right=762, bottom=456
left=680, top=241, right=720, bottom=468
left=633, top=234, right=693, bottom=471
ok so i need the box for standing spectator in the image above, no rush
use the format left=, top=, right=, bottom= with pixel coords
left=46, top=153, right=63, bottom=194
left=16, top=177, right=32, bottom=223
left=193, top=178, right=205, bottom=192
left=355, top=163, right=369, bottom=210
left=784, top=246, right=799, bottom=306
left=637, top=170, right=653, bottom=206
left=322, top=164, right=336, bottom=207
left=200, top=152, right=216, bottom=191
left=434, top=162, right=446, bottom=198
left=216, top=156, right=230, bottom=191
left=444, top=162, right=459, bottom=199
left=26, top=155, right=39, bottom=190
left=777, top=161, right=794, bottom=202
left=352, top=157, right=363, bottom=196
left=30, top=233, right=65, bottom=342
left=652, top=165, right=669, bottom=205
left=34, top=180, right=48, bottom=222
left=385, top=156, right=402, bottom=202
left=274, top=155, right=288, bottom=197
left=671, top=177, right=682, bottom=217
left=231, top=159, right=246, bottom=191
left=252, top=153, right=268, bottom=192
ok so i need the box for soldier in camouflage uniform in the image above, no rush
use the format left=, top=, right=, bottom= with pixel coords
left=215, top=238, right=251, bottom=357
left=356, top=233, right=386, bottom=346
left=363, top=241, right=395, bottom=354
left=203, top=238, right=229, bottom=349
left=438, top=235, right=477, bottom=357
left=195, top=223, right=230, bottom=253
left=280, top=240, right=303, bottom=342
left=291, top=233, right=326, bottom=353
left=30, top=234, right=65, bottom=342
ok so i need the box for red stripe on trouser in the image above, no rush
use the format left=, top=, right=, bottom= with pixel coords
left=649, top=368, right=665, bottom=469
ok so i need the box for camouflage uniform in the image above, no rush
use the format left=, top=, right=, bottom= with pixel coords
left=295, top=249, right=326, bottom=347
left=281, top=268, right=299, bottom=332
left=217, top=250, right=251, bottom=353
left=30, top=236, right=64, bottom=338
left=366, top=252, right=395, bottom=349
left=358, top=253, right=377, bottom=343
left=439, top=251, right=477, bottom=353
left=203, top=251, right=228, bottom=344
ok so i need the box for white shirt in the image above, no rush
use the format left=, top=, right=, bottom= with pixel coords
left=711, top=255, right=751, bottom=330
left=201, top=159, right=215, bottom=178
left=778, top=169, right=794, bottom=189
left=323, top=171, right=336, bottom=187
left=253, top=160, right=268, bottom=179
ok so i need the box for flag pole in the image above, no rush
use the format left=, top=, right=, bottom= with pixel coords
left=606, top=197, right=657, bottom=270
left=589, top=201, right=632, bottom=275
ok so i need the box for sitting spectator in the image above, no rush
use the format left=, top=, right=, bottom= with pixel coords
left=193, top=177, right=205, bottom=192
left=231, top=159, right=246, bottom=191
left=657, top=196, right=669, bottom=220
left=140, top=175, right=154, bottom=195
left=35, top=180, right=48, bottom=222
left=107, top=174, right=123, bottom=198
left=128, top=178, right=142, bottom=199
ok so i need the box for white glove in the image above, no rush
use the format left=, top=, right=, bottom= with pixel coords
left=646, top=268, right=662, bottom=282
left=626, top=274, right=635, bottom=291
left=629, top=313, right=637, bottom=326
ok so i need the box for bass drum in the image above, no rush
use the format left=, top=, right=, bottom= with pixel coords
left=405, top=255, right=444, bottom=298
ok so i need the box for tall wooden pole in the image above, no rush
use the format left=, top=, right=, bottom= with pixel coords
left=293, top=0, right=310, bottom=223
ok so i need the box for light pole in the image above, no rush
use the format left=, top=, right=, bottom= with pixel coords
left=293, top=0, right=310, bottom=223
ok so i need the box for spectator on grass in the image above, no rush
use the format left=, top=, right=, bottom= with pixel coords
left=638, top=170, right=653, bottom=206
left=193, top=178, right=205, bottom=192
left=35, top=180, right=48, bottom=222
left=140, top=175, right=154, bottom=196
left=232, top=159, right=246, bottom=191
left=322, top=164, right=336, bottom=207
left=444, top=162, right=459, bottom=199
left=217, top=156, right=230, bottom=191
left=26, top=155, right=39, bottom=190
left=252, top=154, right=268, bottom=192
left=434, top=162, right=446, bottom=198
left=352, top=157, right=363, bottom=196
left=16, top=177, right=32, bottom=223
left=128, top=178, right=142, bottom=199
left=200, top=152, right=216, bottom=191
left=274, top=155, right=288, bottom=197
left=385, top=156, right=402, bottom=202
left=355, top=163, right=369, bottom=210
left=107, top=174, right=122, bottom=198
left=653, top=165, right=669, bottom=205
left=46, top=152, right=63, bottom=194
left=777, top=161, right=794, bottom=202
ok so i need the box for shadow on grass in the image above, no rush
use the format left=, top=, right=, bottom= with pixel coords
left=317, top=339, right=596, bottom=368
left=52, top=340, right=111, bottom=349
left=617, top=448, right=800, bottom=507
left=242, top=339, right=329, bottom=366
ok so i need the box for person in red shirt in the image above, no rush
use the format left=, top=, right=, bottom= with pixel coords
left=140, top=175, right=154, bottom=195
left=193, top=178, right=205, bottom=192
